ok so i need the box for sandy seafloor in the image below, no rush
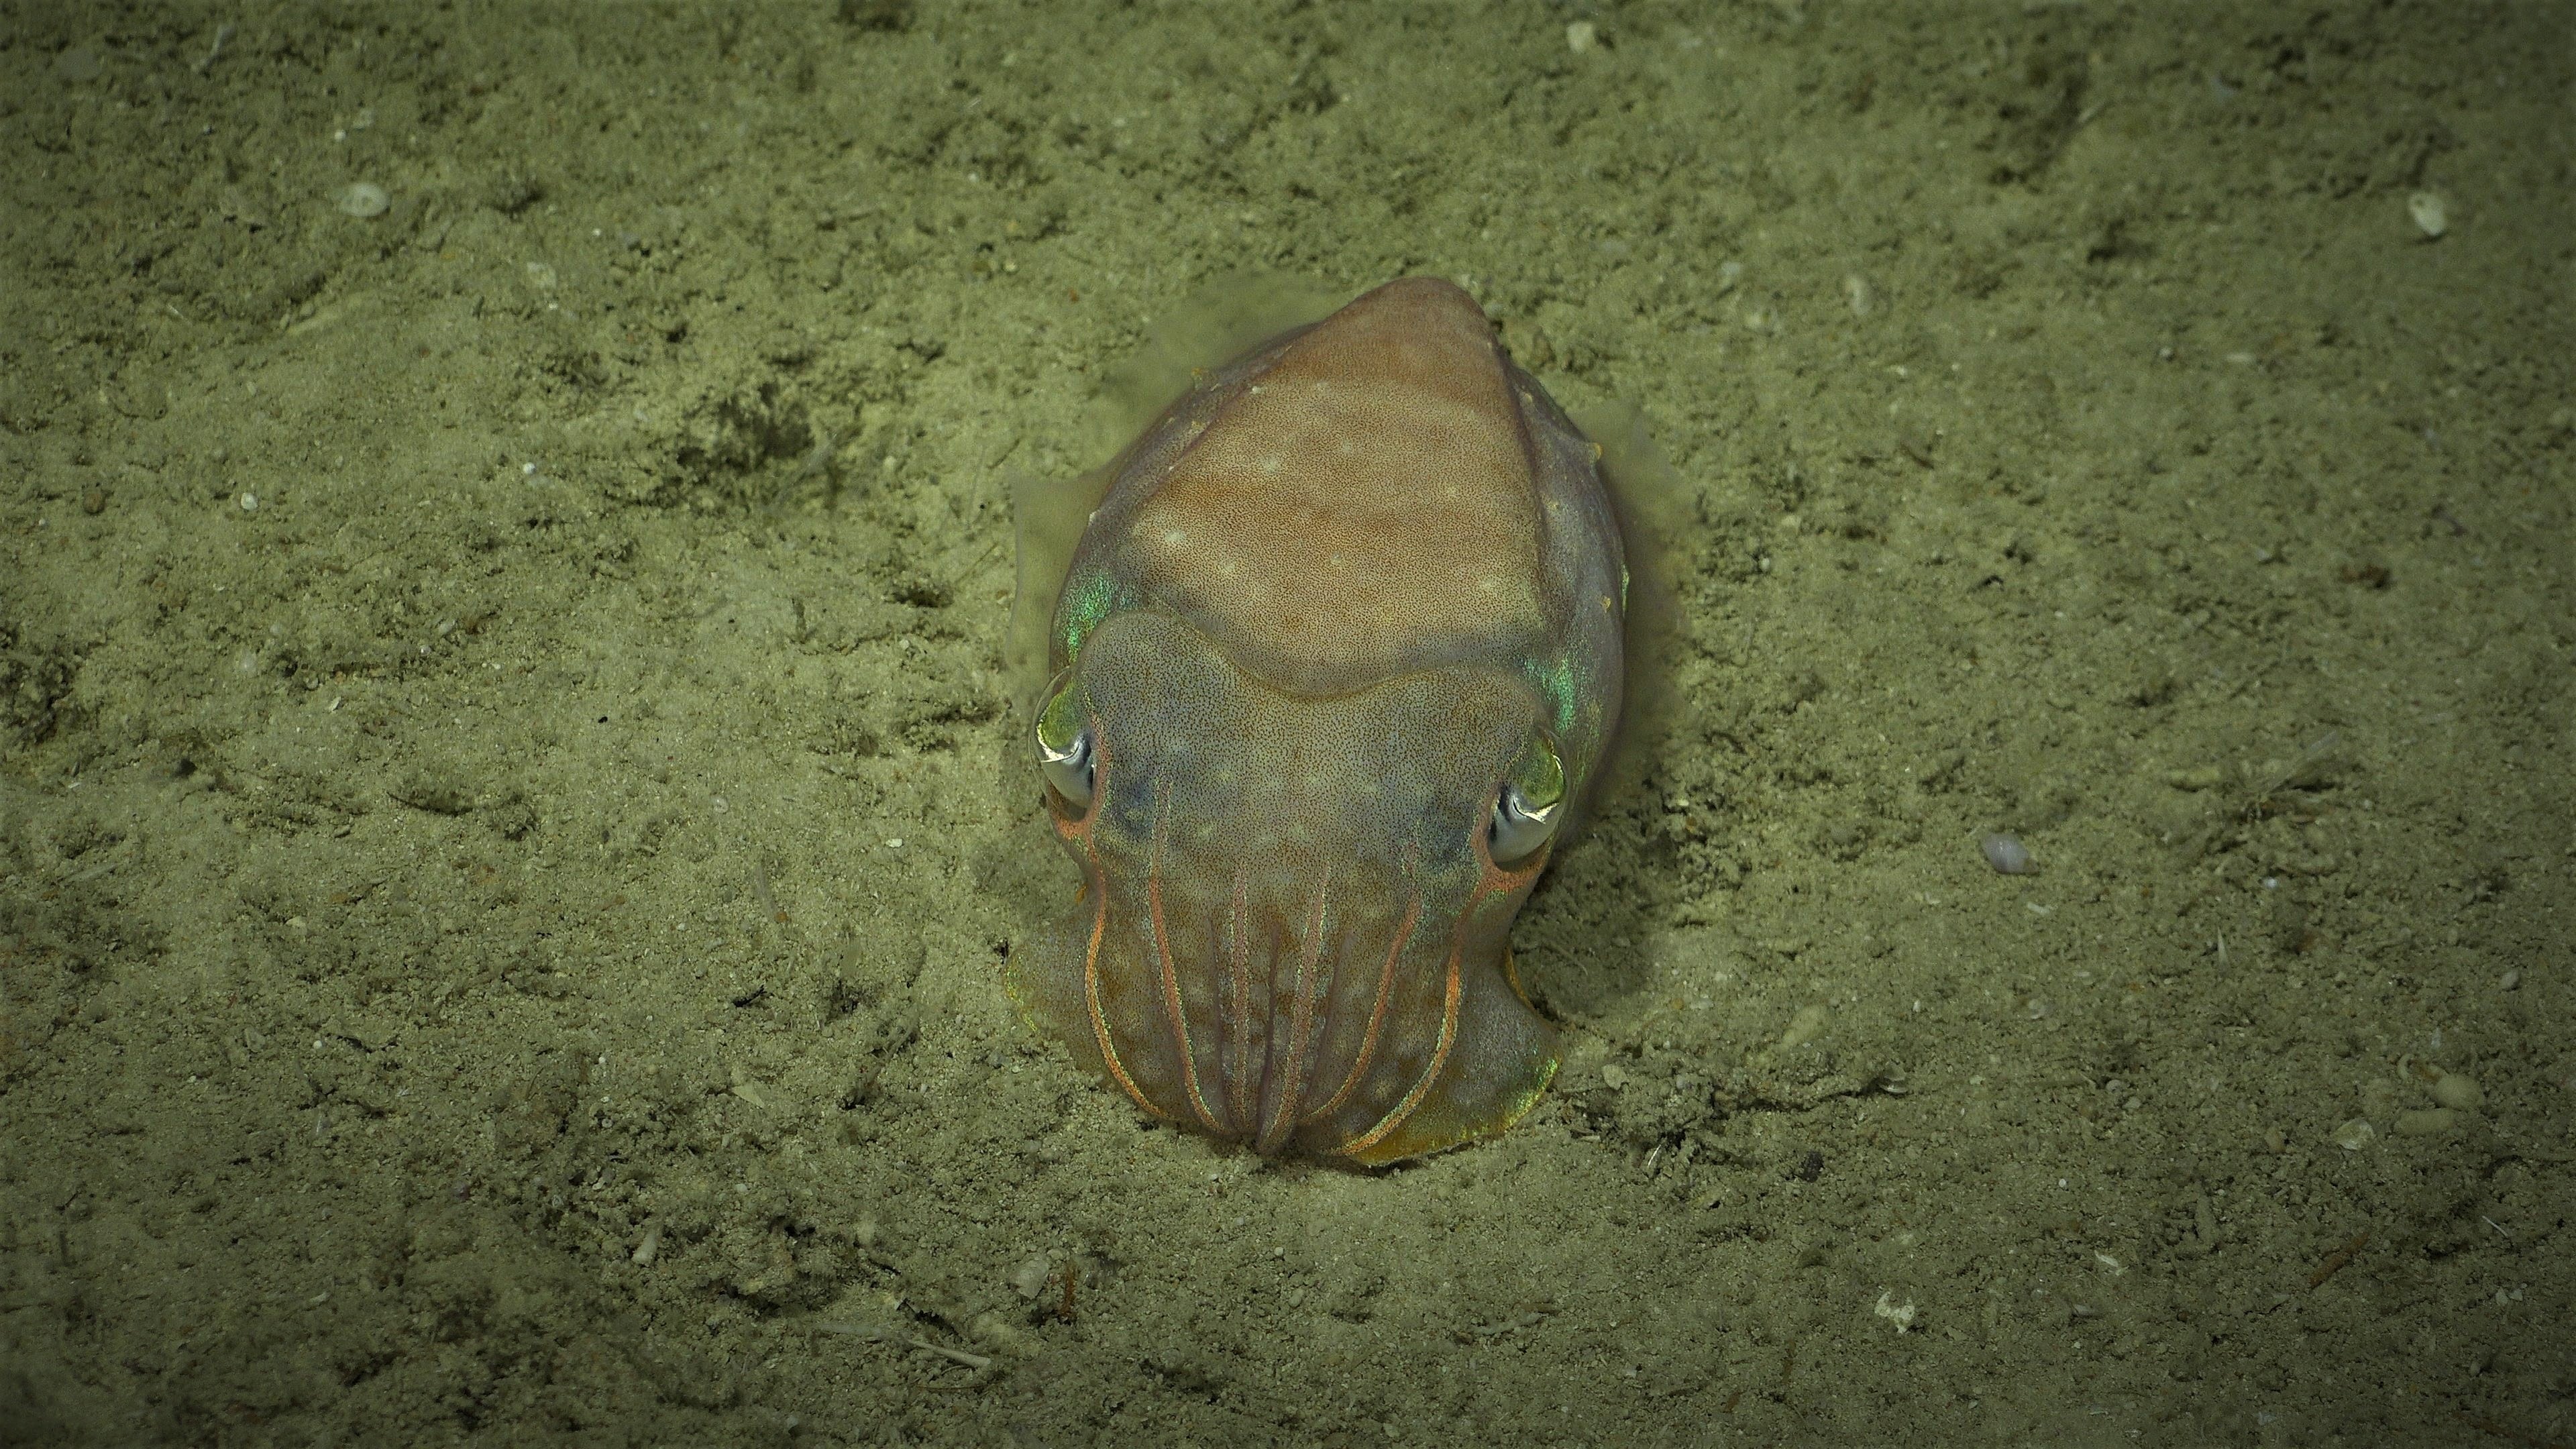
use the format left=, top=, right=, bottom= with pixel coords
left=3, top=1, right=2571, bottom=1444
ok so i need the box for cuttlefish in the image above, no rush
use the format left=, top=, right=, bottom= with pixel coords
left=1008, top=277, right=1633, bottom=1165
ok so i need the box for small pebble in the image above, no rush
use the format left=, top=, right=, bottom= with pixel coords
left=1564, top=20, right=1598, bottom=54
left=334, top=181, right=390, bottom=219
left=1009, top=1256, right=1051, bottom=1299
left=2394, top=1108, right=2459, bottom=1138
left=1980, top=833, right=2036, bottom=875
left=1776, top=1003, right=1830, bottom=1051
left=238, top=491, right=258, bottom=511
left=2263, top=1128, right=2288, bottom=1155
left=2499, top=969, right=2520, bottom=991
left=1872, top=1290, right=1917, bottom=1332
left=2330, top=1118, right=2375, bottom=1151
left=2406, top=190, right=2448, bottom=239
left=2428, top=1071, right=2483, bottom=1112
left=81, top=487, right=107, bottom=515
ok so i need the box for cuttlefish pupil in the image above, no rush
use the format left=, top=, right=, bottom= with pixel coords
left=1008, top=277, right=1630, bottom=1167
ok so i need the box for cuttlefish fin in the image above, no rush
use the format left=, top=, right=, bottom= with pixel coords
left=1566, top=396, right=1690, bottom=839
left=1087, top=270, right=1347, bottom=460
left=1006, top=465, right=1112, bottom=720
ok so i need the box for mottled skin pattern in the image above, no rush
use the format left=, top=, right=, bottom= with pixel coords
left=1010, top=278, right=1627, bottom=1165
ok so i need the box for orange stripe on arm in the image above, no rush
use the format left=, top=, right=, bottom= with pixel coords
left=1339, top=938, right=1462, bottom=1159
left=1223, top=869, right=1254, bottom=1133
left=1306, top=893, right=1417, bottom=1124
left=1083, top=856, right=1159, bottom=1116
left=1146, top=786, right=1223, bottom=1133
left=1257, top=865, right=1333, bottom=1154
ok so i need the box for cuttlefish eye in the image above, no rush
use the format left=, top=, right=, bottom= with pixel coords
left=1035, top=676, right=1096, bottom=812
left=1487, top=732, right=1565, bottom=867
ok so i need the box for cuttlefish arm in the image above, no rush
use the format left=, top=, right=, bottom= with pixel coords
left=1008, top=277, right=1629, bottom=1165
